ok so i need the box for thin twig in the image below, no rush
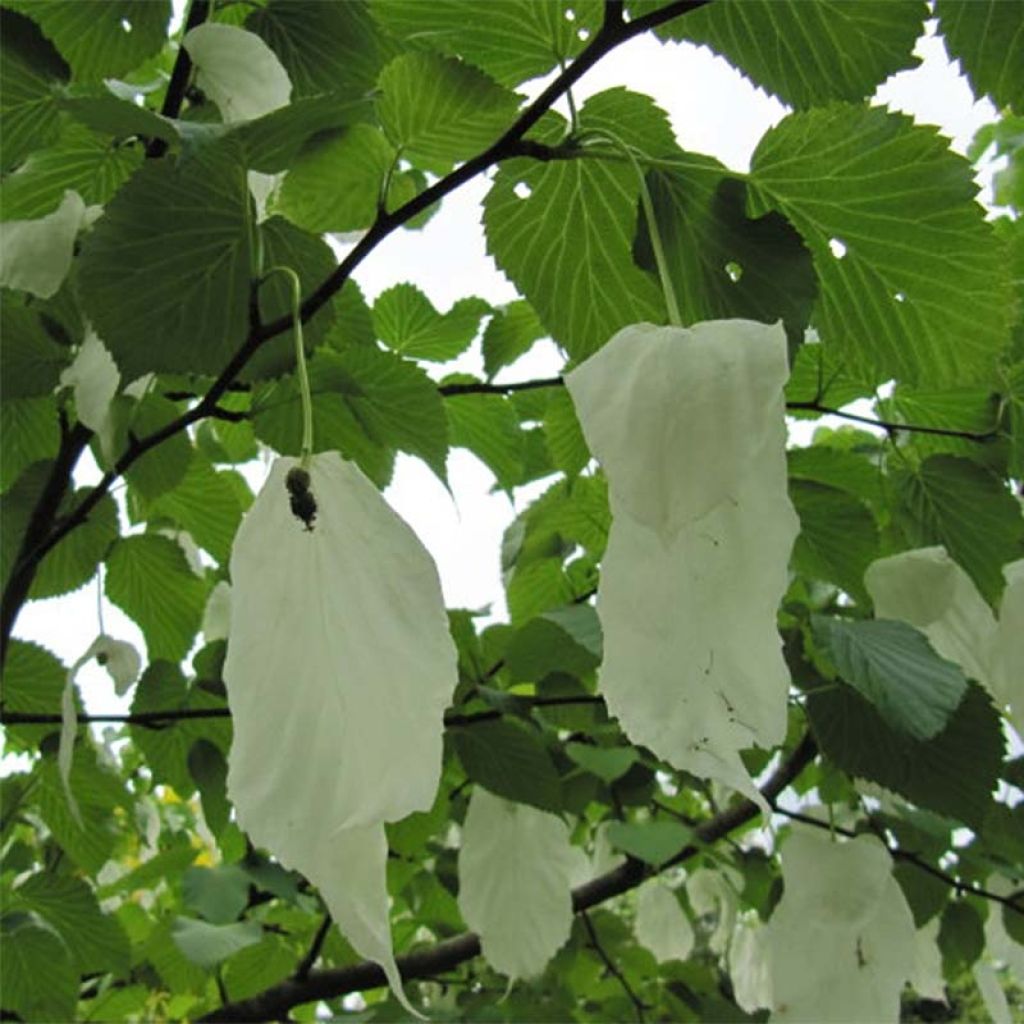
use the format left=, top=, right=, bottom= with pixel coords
left=294, top=915, right=332, bottom=982
left=580, top=909, right=647, bottom=1022
left=787, top=400, right=999, bottom=443
left=438, top=377, right=565, bottom=397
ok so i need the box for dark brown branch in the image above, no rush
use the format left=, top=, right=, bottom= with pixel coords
left=146, top=0, right=210, bottom=158
left=439, top=376, right=565, bottom=397
left=774, top=808, right=1024, bottom=918
left=787, top=400, right=999, bottom=443
left=201, top=733, right=817, bottom=1022
left=581, top=909, right=647, bottom=1022
left=294, top=914, right=332, bottom=982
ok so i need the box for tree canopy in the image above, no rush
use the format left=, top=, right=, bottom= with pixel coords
left=1, top=1, right=1022, bottom=1021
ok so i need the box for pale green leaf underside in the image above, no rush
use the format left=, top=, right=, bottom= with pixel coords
left=749, top=104, right=1012, bottom=386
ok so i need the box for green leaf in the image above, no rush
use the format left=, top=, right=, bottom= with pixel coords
left=0, top=915, right=77, bottom=1022
left=484, top=94, right=666, bottom=360
left=275, top=123, right=395, bottom=233
left=324, top=278, right=376, bottom=352
left=749, top=104, right=1012, bottom=386
left=0, top=640, right=66, bottom=748
left=170, top=917, right=262, bottom=969
left=247, top=0, right=395, bottom=100
left=130, top=662, right=231, bottom=798
left=544, top=388, right=589, bottom=477
left=451, top=718, right=562, bottom=813
left=882, top=386, right=1003, bottom=465
left=78, top=139, right=254, bottom=379
left=7, top=0, right=170, bottom=82
left=13, top=873, right=130, bottom=974
left=505, top=606, right=601, bottom=682
left=787, top=446, right=884, bottom=508
left=0, top=9, right=69, bottom=171
left=565, top=743, right=637, bottom=783
left=121, top=395, right=193, bottom=501
left=222, top=935, right=297, bottom=1001
left=378, top=51, right=519, bottom=169
left=96, top=839, right=198, bottom=900
left=147, top=454, right=244, bottom=564
left=105, top=535, right=206, bottom=663
left=639, top=164, right=816, bottom=344
left=938, top=900, right=985, bottom=974
left=0, top=398, right=60, bottom=491
left=0, top=122, right=142, bottom=221
left=893, top=861, right=949, bottom=928
left=806, top=681, right=1004, bottom=829
left=59, top=94, right=178, bottom=148
left=893, top=455, right=1024, bottom=607
left=506, top=557, right=576, bottom=624
left=647, top=0, right=926, bottom=109
left=189, top=740, right=231, bottom=838
left=605, top=820, right=692, bottom=866
left=371, top=0, right=603, bottom=89
left=784, top=340, right=874, bottom=415
left=790, top=481, right=879, bottom=602
left=445, top=387, right=524, bottom=489
left=248, top=216, right=338, bottom=379
left=0, top=301, right=68, bottom=398
left=373, top=284, right=490, bottom=362
left=812, top=616, right=968, bottom=740
left=936, top=0, right=1024, bottom=111
left=29, top=490, right=118, bottom=599
left=253, top=346, right=448, bottom=481
left=482, top=299, right=545, bottom=378
left=182, top=865, right=250, bottom=926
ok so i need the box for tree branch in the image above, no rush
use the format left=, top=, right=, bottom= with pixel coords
left=294, top=914, right=332, bottom=983
left=580, top=909, right=647, bottom=1022
left=787, top=400, right=999, bottom=443
left=201, top=733, right=817, bottom=1022
left=439, top=377, right=564, bottom=397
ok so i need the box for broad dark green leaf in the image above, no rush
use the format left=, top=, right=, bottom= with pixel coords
left=544, top=388, right=589, bottom=477
left=481, top=299, right=545, bottom=378
left=0, top=301, right=68, bottom=398
left=105, top=535, right=206, bottom=663
left=806, top=681, right=1004, bottom=829
left=248, top=0, right=395, bottom=100
left=275, top=124, right=394, bottom=233
left=78, top=139, right=254, bottom=379
left=324, top=279, right=376, bottom=352
left=222, top=936, right=297, bottom=1002
left=171, top=918, right=262, bottom=969
left=938, top=900, right=985, bottom=974
left=639, top=164, right=816, bottom=344
left=936, top=0, right=1024, bottom=112
left=451, top=718, right=562, bottom=812
left=565, top=743, right=636, bottom=783
left=484, top=93, right=667, bottom=360
left=749, top=104, right=1013, bottom=386
left=0, top=397, right=60, bottom=491
left=0, top=915, right=77, bottom=1022
left=30, top=489, right=118, bottom=599
left=0, top=9, right=69, bottom=171
left=373, top=284, right=490, bottom=362
left=813, top=616, right=968, bottom=740
left=0, top=640, right=66, bottom=749
left=378, top=52, right=519, bottom=170
left=643, top=0, right=926, bottom=109
left=505, top=606, right=601, bottom=682
left=605, top=820, right=692, bottom=866
left=790, top=481, right=879, bottom=602
left=59, top=94, right=178, bottom=147
left=182, top=865, right=250, bottom=926
left=122, top=395, right=192, bottom=501
left=893, top=861, right=949, bottom=928
left=188, top=740, right=231, bottom=838
left=7, top=0, right=170, bottom=82
left=444, top=386, right=524, bottom=490
left=13, top=873, right=130, bottom=974
left=893, top=455, right=1024, bottom=607
left=784, top=340, right=875, bottom=415
left=787, top=446, right=884, bottom=507
left=0, top=122, right=142, bottom=221
left=371, top=0, right=602, bottom=88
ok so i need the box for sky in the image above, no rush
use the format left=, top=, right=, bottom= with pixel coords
left=8, top=15, right=1002, bottom=723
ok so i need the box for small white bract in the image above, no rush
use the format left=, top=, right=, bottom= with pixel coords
left=565, top=320, right=798, bottom=811
left=0, top=190, right=88, bottom=299
left=457, top=787, right=576, bottom=980
left=224, top=453, right=457, bottom=1013
left=634, top=879, right=694, bottom=964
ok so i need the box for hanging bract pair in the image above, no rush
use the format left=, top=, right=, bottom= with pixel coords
left=566, top=320, right=798, bottom=810
left=223, top=453, right=457, bottom=1013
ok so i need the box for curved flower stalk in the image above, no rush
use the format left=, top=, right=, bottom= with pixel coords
left=565, top=321, right=798, bottom=811
left=224, top=452, right=458, bottom=1013
left=767, top=829, right=915, bottom=1022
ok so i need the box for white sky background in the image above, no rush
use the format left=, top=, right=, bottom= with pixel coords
left=9, top=16, right=1001, bottom=722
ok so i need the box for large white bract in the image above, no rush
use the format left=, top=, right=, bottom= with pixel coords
left=457, top=787, right=576, bottom=980
left=565, top=321, right=798, bottom=809
left=767, top=830, right=915, bottom=1022
left=224, top=453, right=457, bottom=1012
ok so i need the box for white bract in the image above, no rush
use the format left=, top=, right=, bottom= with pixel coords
left=457, top=787, right=576, bottom=980
left=865, top=547, right=1023, bottom=734
left=182, top=24, right=291, bottom=123
left=224, top=454, right=457, bottom=1013
left=566, top=321, right=797, bottom=810
left=973, top=960, right=1012, bottom=1024
left=634, top=879, right=694, bottom=963
left=60, top=331, right=121, bottom=458
left=0, top=190, right=88, bottom=298
left=767, top=830, right=915, bottom=1022
left=201, top=581, right=232, bottom=644
left=686, top=866, right=741, bottom=956
left=729, top=913, right=773, bottom=1013
left=909, top=919, right=946, bottom=1003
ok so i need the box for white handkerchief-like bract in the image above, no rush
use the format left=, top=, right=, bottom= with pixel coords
left=865, top=547, right=1023, bottom=735
left=60, top=331, right=121, bottom=458
left=0, top=190, right=88, bottom=299
left=767, top=830, right=915, bottom=1022
left=457, top=787, right=576, bottom=980
left=729, top=913, right=773, bottom=1013
left=634, top=879, right=694, bottom=963
left=565, top=321, right=798, bottom=809
left=224, top=454, right=457, bottom=1013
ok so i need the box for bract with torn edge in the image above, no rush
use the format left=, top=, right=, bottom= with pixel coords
left=565, top=321, right=798, bottom=811
left=457, top=786, right=576, bottom=980
left=767, top=829, right=915, bottom=1022
left=223, top=453, right=458, bottom=1014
